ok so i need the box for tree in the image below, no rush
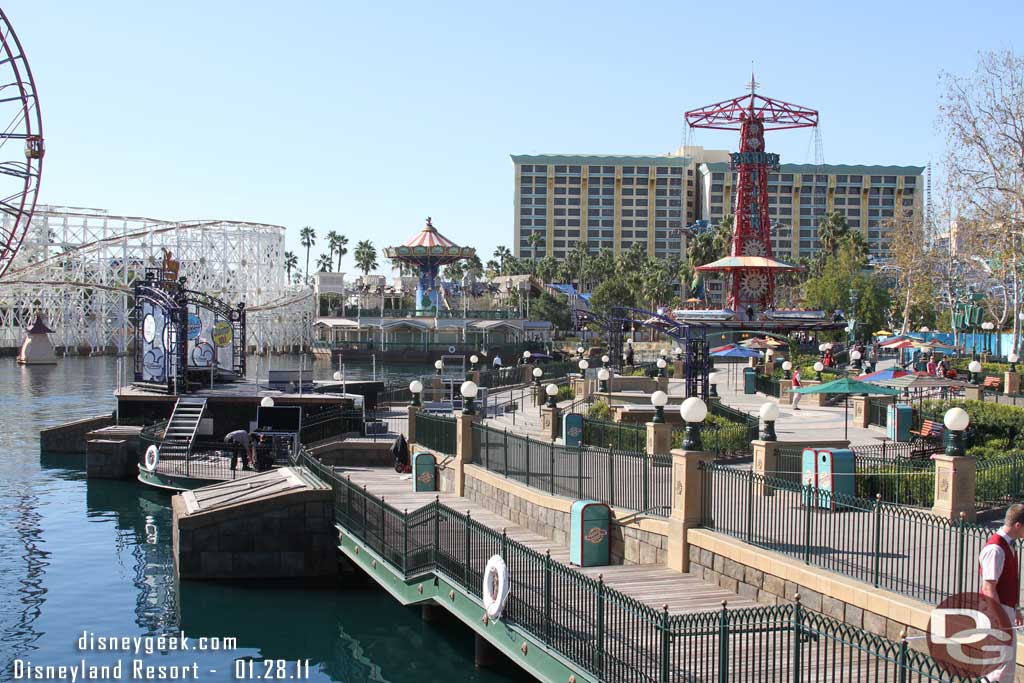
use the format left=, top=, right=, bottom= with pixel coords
left=299, top=226, right=316, bottom=285
left=527, top=232, right=544, bottom=271
left=589, top=277, right=635, bottom=318
left=639, top=259, right=673, bottom=310
left=803, top=241, right=891, bottom=334
left=354, top=240, right=378, bottom=276
left=529, top=291, right=571, bottom=329
left=316, top=253, right=333, bottom=272
left=817, top=211, right=850, bottom=262
left=328, top=231, right=348, bottom=271
left=536, top=255, right=559, bottom=283
left=493, top=245, right=512, bottom=275
left=283, top=251, right=298, bottom=281
left=940, top=49, right=1024, bottom=350
left=886, top=215, right=934, bottom=333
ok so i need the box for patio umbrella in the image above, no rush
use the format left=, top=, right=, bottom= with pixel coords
left=710, top=344, right=762, bottom=390
left=855, top=368, right=910, bottom=382
left=792, top=377, right=900, bottom=438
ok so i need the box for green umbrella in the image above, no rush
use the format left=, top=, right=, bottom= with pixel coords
left=791, top=377, right=900, bottom=438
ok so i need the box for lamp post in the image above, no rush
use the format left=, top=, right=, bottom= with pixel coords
left=545, top=383, right=559, bottom=408
left=578, top=359, right=589, bottom=375
left=651, top=390, right=668, bottom=423
left=673, top=346, right=683, bottom=360
left=782, top=360, right=793, bottom=380
left=759, top=402, right=779, bottom=441
left=470, top=354, right=479, bottom=371
left=598, top=367, right=610, bottom=393
left=656, top=357, right=667, bottom=377
left=260, top=396, right=275, bottom=408
left=969, top=359, right=983, bottom=385
left=982, top=321, right=994, bottom=358
left=409, top=380, right=423, bottom=406
left=601, top=354, right=610, bottom=368
left=813, top=361, right=824, bottom=382
left=532, top=366, right=543, bottom=386
left=679, top=397, right=708, bottom=450
left=1010, top=352, right=1019, bottom=374
left=848, top=287, right=859, bottom=345
left=461, top=380, right=478, bottom=415
left=850, top=348, right=862, bottom=371
left=522, top=350, right=531, bottom=365
left=943, top=407, right=970, bottom=457
left=577, top=345, right=585, bottom=359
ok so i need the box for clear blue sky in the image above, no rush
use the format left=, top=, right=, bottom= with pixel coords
left=9, top=1, right=1022, bottom=274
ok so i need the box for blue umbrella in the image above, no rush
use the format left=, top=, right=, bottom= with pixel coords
left=710, top=344, right=762, bottom=358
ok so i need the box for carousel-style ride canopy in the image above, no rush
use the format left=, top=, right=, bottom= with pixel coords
left=383, top=217, right=475, bottom=265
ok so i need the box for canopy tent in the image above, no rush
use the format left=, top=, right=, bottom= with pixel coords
left=741, top=337, right=788, bottom=350
left=855, top=368, right=909, bottom=382
left=711, top=344, right=762, bottom=358
left=912, top=339, right=957, bottom=350
left=792, top=377, right=900, bottom=438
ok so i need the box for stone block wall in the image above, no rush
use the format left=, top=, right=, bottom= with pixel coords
left=41, top=414, right=113, bottom=453
left=687, top=544, right=928, bottom=649
left=86, top=439, right=135, bottom=479
left=465, top=469, right=666, bottom=565
left=173, top=491, right=336, bottom=580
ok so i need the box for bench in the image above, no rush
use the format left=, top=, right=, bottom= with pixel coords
left=983, top=376, right=1002, bottom=391
left=909, top=419, right=944, bottom=456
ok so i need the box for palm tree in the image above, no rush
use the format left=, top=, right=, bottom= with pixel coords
left=328, top=231, right=348, bottom=271
left=817, top=211, right=849, bottom=260
left=300, top=226, right=317, bottom=285
left=493, top=245, right=512, bottom=276
left=527, top=232, right=543, bottom=272
left=283, top=251, right=298, bottom=281
left=316, top=253, right=333, bottom=272
left=354, top=240, right=378, bottom=276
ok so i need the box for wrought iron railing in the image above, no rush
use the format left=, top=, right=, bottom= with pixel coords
left=414, top=413, right=457, bottom=454
left=289, top=446, right=975, bottom=683
left=976, top=451, right=1024, bottom=510
left=582, top=418, right=646, bottom=452
left=869, top=397, right=889, bottom=427
left=755, top=374, right=782, bottom=398
left=139, top=420, right=254, bottom=482
left=700, top=462, right=1020, bottom=606
left=474, top=423, right=670, bottom=516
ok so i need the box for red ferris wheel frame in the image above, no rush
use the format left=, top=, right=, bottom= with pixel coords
left=0, top=7, right=44, bottom=280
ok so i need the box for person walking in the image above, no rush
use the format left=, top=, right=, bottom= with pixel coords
left=978, top=504, right=1024, bottom=681
left=791, top=367, right=803, bottom=411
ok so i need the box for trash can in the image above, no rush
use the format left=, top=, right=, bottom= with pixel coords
left=570, top=500, right=610, bottom=567
left=886, top=403, right=913, bottom=442
left=412, top=451, right=437, bottom=492
left=815, top=448, right=855, bottom=509
left=563, top=413, right=584, bottom=448
left=801, top=448, right=820, bottom=507
left=743, top=367, right=757, bottom=394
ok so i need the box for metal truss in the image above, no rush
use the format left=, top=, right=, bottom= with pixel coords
left=0, top=205, right=311, bottom=352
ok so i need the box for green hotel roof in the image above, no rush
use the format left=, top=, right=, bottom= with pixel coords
left=700, top=162, right=925, bottom=175
left=511, top=154, right=691, bottom=166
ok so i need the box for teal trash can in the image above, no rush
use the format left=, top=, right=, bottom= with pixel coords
left=743, top=367, right=757, bottom=394
left=570, top=500, right=610, bottom=567
left=886, top=403, right=913, bottom=442
left=412, top=451, right=437, bottom=492
left=815, top=448, right=855, bottom=509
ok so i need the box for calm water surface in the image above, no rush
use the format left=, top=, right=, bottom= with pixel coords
left=0, top=357, right=529, bottom=682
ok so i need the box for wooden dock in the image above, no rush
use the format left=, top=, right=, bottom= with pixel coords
left=336, top=466, right=756, bottom=616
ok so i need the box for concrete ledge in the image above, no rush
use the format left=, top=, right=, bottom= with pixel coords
left=86, top=439, right=135, bottom=479
left=41, top=414, right=113, bottom=453
left=313, top=440, right=393, bottom=467
left=688, top=527, right=1024, bottom=667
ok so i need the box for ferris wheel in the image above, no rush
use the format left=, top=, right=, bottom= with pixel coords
left=0, top=8, right=43, bottom=280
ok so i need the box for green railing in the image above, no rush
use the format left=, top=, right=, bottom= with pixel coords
left=869, top=397, right=889, bottom=427
left=414, top=413, right=457, bottom=454
left=671, top=423, right=754, bottom=459
left=701, top=463, right=1016, bottom=607
left=474, top=423, right=670, bottom=516
left=755, top=374, right=782, bottom=398
left=290, top=447, right=974, bottom=683
left=299, top=408, right=365, bottom=444
left=582, top=418, right=646, bottom=452
left=976, top=451, right=1024, bottom=510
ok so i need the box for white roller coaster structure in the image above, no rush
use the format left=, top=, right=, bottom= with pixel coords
left=0, top=205, right=312, bottom=352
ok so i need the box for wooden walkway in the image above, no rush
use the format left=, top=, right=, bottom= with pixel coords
left=335, top=465, right=756, bottom=616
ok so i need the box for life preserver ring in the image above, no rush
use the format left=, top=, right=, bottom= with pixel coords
left=448, top=345, right=456, bottom=354
left=481, top=555, right=510, bottom=620
left=144, top=445, right=160, bottom=472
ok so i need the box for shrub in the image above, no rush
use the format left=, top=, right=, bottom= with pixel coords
left=587, top=399, right=612, bottom=421
left=922, top=399, right=1024, bottom=450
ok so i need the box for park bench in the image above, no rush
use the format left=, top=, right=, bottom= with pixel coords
left=909, top=419, right=944, bottom=457
left=982, top=376, right=1002, bottom=391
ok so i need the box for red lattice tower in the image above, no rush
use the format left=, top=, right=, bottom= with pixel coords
left=685, top=77, right=816, bottom=311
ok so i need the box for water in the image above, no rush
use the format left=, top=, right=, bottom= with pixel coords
left=0, top=357, right=530, bottom=682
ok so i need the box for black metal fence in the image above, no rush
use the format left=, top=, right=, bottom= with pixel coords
left=474, top=423, right=670, bottom=516
left=701, top=463, right=1018, bottom=606
left=414, top=413, right=457, bottom=454
left=755, top=374, right=782, bottom=398
left=869, top=398, right=889, bottom=428
left=976, top=451, right=1024, bottom=510
left=139, top=421, right=263, bottom=482
left=582, top=418, right=646, bottom=452
left=291, top=447, right=975, bottom=683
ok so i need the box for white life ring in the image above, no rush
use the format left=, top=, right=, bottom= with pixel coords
left=481, top=555, right=510, bottom=620
left=448, top=345, right=456, bottom=354
left=144, top=445, right=160, bottom=472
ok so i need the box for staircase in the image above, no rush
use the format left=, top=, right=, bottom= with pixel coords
left=485, top=402, right=547, bottom=439
left=160, top=397, right=207, bottom=460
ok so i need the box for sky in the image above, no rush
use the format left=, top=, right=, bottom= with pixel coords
left=7, top=0, right=1024, bottom=276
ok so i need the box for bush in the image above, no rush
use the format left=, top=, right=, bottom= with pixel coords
left=670, top=414, right=751, bottom=456
left=922, top=399, right=1024, bottom=451
left=587, top=399, right=612, bottom=421
left=556, top=384, right=574, bottom=401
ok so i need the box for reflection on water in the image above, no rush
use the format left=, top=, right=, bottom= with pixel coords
left=0, top=357, right=529, bottom=682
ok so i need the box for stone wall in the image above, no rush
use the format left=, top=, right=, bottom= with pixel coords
left=40, top=414, right=113, bottom=453
left=464, top=467, right=666, bottom=565
left=314, top=441, right=394, bottom=467
left=173, top=490, right=336, bottom=579
left=86, top=439, right=136, bottom=479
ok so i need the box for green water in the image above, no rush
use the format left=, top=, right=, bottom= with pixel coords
left=0, top=357, right=530, bottom=682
